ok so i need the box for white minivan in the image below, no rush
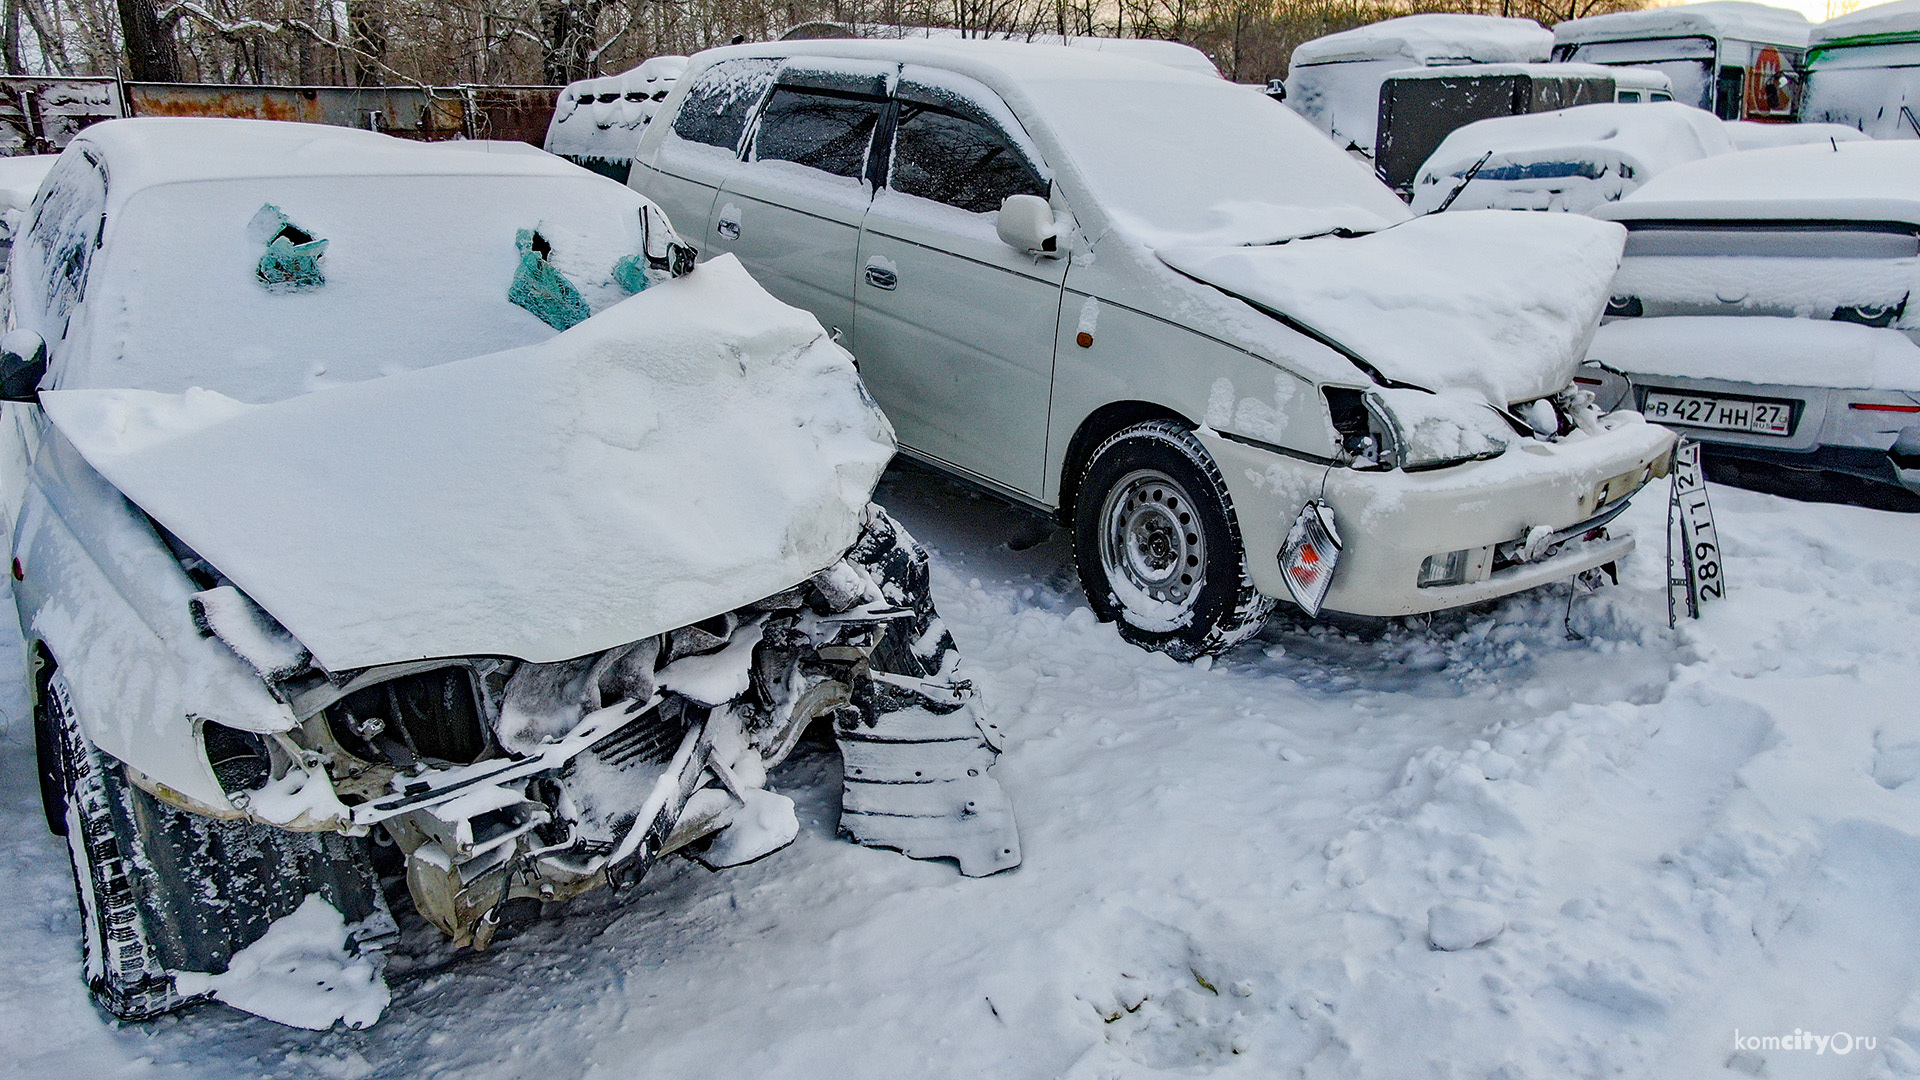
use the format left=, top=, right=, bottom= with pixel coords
left=631, top=40, right=1677, bottom=658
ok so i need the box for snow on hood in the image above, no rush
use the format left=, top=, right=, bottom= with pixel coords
left=1158, top=211, right=1626, bottom=405
left=41, top=256, right=895, bottom=673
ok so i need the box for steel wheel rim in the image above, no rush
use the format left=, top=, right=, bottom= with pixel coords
left=1098, top=467, right=1207, bottom=611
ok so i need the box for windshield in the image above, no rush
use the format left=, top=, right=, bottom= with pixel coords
left=1020, top=74, right=1410, bottom=244
left=68, top=173, right=658, bottom=402
left=1565, top=38, right=1717, bottom=109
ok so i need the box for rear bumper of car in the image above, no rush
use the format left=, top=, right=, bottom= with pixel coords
left=1202, top=412, right=1676, bottom=617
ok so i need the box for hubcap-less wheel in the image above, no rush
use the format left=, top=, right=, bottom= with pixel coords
left=1098, top=468, right=1207, bottom=611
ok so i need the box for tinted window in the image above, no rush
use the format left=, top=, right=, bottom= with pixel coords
left=671, top=57, right=778, bottom=152
left=752, top=87, right=884, bottom=179
left=891, top=104, right=1048, bottom=214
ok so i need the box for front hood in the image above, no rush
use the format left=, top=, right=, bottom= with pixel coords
left=1158, top=210, right=1627, bottom=405
left=42, top=255, right=895, bottom=672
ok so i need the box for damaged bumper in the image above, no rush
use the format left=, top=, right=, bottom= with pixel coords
left=192, top=507, right=1019, bottom=948
left=1203, top=411, right=1677, bottom=617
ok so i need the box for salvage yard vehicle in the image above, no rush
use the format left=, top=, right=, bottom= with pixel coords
left=1801, top=0, right=1920, bottom=137
left=1283, top=13, right=1554, bottom=161
left=544, top=55, right=689, bottom=180
left=1585, top=139, right=1920, bottom=499
left=1550, top=1, right=1808, bottom=121
left=1375, top=62, right=1673, bottom=198
left=630, top=40, right=1677, bottom=660
left=0, top=117, right=1018, bottom=1023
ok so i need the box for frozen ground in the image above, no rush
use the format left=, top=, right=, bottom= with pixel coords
left=2, top=459, right=1918, bottom=1079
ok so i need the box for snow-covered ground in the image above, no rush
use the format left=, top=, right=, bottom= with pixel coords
left=2, top=459, right=1917, bottom=1079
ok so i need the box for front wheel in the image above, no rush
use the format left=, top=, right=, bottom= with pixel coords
left=1072, top=421, right=1275, bottom=660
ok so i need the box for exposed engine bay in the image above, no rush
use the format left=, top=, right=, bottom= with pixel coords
left=184, top=507, right=1019, bottom=948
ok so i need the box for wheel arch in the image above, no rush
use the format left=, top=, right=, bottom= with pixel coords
left=1057, top=400, right=1194, bottom=526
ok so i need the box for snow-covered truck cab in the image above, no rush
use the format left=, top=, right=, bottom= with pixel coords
left=1551, top=1, right=1809, bottom=122
left=0, top=117, right=1018, bottom=1026
left=630, top=41, right=1675, bottom=661
left=1802, top=0, right=1920, bottom=137
left=1282, top=13, right=1554, bottom=163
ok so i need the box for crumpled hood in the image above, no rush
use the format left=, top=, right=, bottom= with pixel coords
left=1158, top=210, right=1627, bottom=405
left=41, top=255, right=896, bottom=673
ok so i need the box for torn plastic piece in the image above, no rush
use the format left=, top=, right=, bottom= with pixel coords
left=1280, top=499, right=1342, bottom=617
left=507, top=228, right=591, bottom=331
left=249, top=204, right=327, bottom=293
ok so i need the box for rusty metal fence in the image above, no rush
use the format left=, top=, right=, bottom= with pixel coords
left=0, top=78, right=560, bottom=154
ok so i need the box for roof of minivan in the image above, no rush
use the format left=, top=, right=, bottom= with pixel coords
left=1595, top=138, right=1920, bottom=224
left=1552, top=2, right=1811, bottom=49
left=70, top=117, right=587, bottom=213
left=684, top=35, right=1228, bottom=91
left=1289, top=14, right=1552, bottom=67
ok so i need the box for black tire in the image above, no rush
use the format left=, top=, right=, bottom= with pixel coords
left=49, top=671, right=190, bottom=1021
left=1072, top=420, right=1275, bottom=660
left=32, top=646, right=68, bottom=837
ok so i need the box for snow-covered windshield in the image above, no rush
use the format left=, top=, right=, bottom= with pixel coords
left=66, top=173, right=666, bottom=402
left=1021, top=74, right=1410, bottom=243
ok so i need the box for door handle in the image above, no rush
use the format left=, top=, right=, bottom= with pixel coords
left=864, top=265, right=897, bottom=290
left=716, top=218, right=740, bottom=240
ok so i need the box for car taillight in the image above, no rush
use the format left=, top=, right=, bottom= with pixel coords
left=1850, top=403, right=1920, bottom=413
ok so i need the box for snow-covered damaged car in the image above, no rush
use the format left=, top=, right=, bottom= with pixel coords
left=0, top=118, right=1018, bottom=1025
left=631, top=40, right=1677, bottom=659
left=1586, top=139, right=1920, bottom=499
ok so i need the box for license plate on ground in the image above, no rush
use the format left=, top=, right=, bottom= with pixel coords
left=1641, top=391, right=1794, bottom=436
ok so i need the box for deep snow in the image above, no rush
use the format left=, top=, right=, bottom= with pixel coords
left=2, top=458, right=1918, bottom=1078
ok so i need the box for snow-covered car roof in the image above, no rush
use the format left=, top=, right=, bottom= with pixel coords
left=1596, top=139, right=1920, bottom=225
left=1811, top=0, right=1920, bottom=46
left=1722, top=119, right=1870, bottom=149
left=1289, top=14, right=1551, bottom=67
left=1410, top=102, right=1733, bottom=215
left=1552, top=2, right=1811, bottom=48
left=67, top=117, right=596, bottom=221
left=854, top=27, right=1221, bottom=76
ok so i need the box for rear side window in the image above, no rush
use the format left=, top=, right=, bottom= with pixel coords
left=671, top=57, right=778, bottom=152
left=752, top=87, right=884, bottom=179
left=18, top=149, right=106, bottom=338
left=891, top=104, right=1048, bottom=214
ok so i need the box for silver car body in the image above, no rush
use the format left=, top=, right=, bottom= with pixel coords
left=631, top=40, right=1676, bottom=620
left=1590, top=139, right=1920, bottom=494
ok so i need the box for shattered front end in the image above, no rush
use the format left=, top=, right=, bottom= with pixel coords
left=194, top=507, right=1017, bottom=949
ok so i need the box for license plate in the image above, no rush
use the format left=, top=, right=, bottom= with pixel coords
left=1642, top=391, right=1794, bottom=436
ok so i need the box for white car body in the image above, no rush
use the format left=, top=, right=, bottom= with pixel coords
left=3, top=117, right=1017, bottom=1023
left=1588, top=138, right=1920, bottom=496
left=1551, top=1, right=1809, bottom=120
left=630, top=40, right=1675, bottom=636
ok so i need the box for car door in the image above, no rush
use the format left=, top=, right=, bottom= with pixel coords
left=709, top=60, right=890, bottom=344
left=629, top=56, right=778, bottom=244
left=852, top=67, right=1065, bottom=499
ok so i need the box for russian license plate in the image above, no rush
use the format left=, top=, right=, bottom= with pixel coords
left=1642, top=390, right=1794, bottom=436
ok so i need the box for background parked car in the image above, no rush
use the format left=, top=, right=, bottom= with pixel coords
left=0, top=117, right=1018, bottom=1026
left=1584, top=139, right=1920, bottom=503
left=632, top=40, right=1675, bottom=660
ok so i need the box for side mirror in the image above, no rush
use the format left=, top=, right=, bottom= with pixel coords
left=1266, top=79, right=1287, bottom=102
left=997, top=194, right=1060, bottom=256
left=0, top=329, right=45, bottom=403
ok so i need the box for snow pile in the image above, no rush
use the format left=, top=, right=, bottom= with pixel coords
left=1409, top=102, right=1734, bottom=214
left=1591, top=315, right=1920, bottom=390
left=1553, top=1, right=1811, bottom=48
left=174, top=895, right=388, bottom=1031
left=41, top=255, right=895, bottom=671
left=1285, top=14, right=1551, bottom=154
left=1598, top=138, right=1920, bottom=225
left=1159, top=210, right=1624, bottom=404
